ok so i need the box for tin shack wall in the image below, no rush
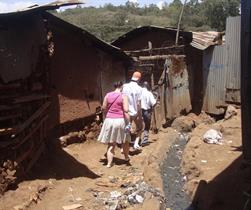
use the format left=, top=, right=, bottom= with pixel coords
left=202, top=46, right=226, bottom=115
left=225, top=16, right=241, bottom=103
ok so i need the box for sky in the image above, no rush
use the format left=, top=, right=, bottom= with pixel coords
left=0, top=0, right=175, bottom=13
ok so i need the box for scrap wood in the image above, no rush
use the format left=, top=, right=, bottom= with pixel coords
left=12, top=115, right=48, bottom=149
left=0, top=113, right=21, bottom=121
left=14, top=101, right=50, bottom=135
left=62, top=204, right=83, bottom=210
left=14, top=94, right=50, bottom=104
left=0, top=127, right=14, bottom=136
left=139, top=55, right=185, bottom=61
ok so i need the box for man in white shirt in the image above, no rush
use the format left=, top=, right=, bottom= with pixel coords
left=141, top=81, right=156, bottom=145
left=122, top=71, right=143, bottom=150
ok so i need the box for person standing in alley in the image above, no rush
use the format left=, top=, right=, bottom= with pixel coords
left=141, top=81, right=156, bottom=146
left=98, top=81, right=131, bottom=168
left=122, top=71, right=143, bottom=150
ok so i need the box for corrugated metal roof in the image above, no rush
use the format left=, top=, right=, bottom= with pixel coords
left=0, top=0, right=83, bottom=17
left=191, top=31, right=224, bottom=50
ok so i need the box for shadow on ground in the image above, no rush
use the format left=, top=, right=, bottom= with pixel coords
left=191, top=155, right=251, bottom=210
left=23, top=140, right=100, bottom=181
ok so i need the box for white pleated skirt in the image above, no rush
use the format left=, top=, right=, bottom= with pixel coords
left=98, top=118, right=131, bottom=144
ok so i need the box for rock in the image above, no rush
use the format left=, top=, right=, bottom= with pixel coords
left=135, top=194, right=144, bottom=203
left=14, top=204, right=26, bottom=210
left=110, top=191, right=122, bottom=199
left=86, top=131, right=95, bottom=140
left=199, top=111, right=215, bottom=124
left=107, top=200, right=119, bottom=210
left=62, top=204, right=83, bottom=210
left=6, top=169, right=16, bottom=176
left=224, top=105, right=237, bottom=120
left=171, top=116, right=195, bottom=132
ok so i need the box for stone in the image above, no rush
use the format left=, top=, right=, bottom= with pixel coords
left=62, top=204, right=83, bottom=210
left=171, top=116, right=195, bottom=132
left=110, top=191, right=122, bottom=199
left=135, top=194, right=144, bottom=203
left=86, top=131, right=95, bottom=140
left=224, top=105, right=237, bottom=120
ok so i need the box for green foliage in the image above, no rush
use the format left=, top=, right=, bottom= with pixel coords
left=54, top=0, right=240, bottom=42
left=203, top=0, right=240, bottom=31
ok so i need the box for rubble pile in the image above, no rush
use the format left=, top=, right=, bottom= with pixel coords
left=59, top=121, right=102, bottom=147
left=171, top=111, right=215, bottom=133
left=0, top=160, right=17, bottom=194
left=92, top=180, right=165, bottom=210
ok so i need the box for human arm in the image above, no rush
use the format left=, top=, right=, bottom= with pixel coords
left=122, top=95, right=130, bottom=124
left=150, top=92, right=157, bottom=108
left=102, top=95, right=108, bottom=116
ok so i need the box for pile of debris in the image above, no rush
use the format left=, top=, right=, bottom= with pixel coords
left=92, top=180, right=165, bottom=210
left=59, top=121, right=102, bottom=147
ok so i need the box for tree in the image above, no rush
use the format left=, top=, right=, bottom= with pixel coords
left=202, top=0, right=240, bottom=31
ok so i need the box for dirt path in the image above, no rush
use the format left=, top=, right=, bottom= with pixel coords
left=0, top=128, right=178, bottom=210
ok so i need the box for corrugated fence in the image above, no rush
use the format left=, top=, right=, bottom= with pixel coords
left=202, top=16, right=241, bottom=114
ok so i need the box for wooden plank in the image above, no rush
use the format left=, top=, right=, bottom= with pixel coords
left=0, top=114, right=21, bottom=121
left=12, top=116, right=48, bottom=149
left=14, top=94, right=49, bottom=104
left=25, top=142, right=44, bottom=173
left=138, top=55, right=185, bottom=61
left=125, top=45, right=185, bottom=54
left=0, top=105, right=20, bottom=112
left=15, top=102, right=50, bottom=134
left=0, top=83, right=21, bottom=90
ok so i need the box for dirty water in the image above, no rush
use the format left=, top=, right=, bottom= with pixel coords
left=162, top=133, right=195, bottom=210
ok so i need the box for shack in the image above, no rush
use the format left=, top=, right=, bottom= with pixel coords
left=188, top=16, right=241, bottom=115
left=0, top=1, right=131, bottom=193
left=112, top=26, right=193, bottom=129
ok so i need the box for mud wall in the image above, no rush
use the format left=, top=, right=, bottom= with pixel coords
left=48, top=19, right=127, bottom=132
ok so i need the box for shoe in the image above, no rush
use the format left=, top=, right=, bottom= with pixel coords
left=125, top=157, right=130, bottom=162
left=141, top=139, right=148, bottom=146
left=107, top=163, right=113, bottom=168
left=133, top=144, right=141, bottom=150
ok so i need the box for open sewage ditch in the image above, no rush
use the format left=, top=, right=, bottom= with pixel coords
left=161, top=132, right=195, bottom=210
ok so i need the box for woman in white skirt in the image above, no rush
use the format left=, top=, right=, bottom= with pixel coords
left=98, top=81, right=131, bottom=168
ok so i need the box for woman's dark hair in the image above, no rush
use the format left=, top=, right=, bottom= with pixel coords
left=114, top=81, right=123, bottom=89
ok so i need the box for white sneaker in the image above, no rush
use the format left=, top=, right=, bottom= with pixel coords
left=133, top=144, right=141, bottom=150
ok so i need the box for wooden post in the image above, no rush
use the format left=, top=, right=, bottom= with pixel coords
left=175, top=0, right=187, bottom=45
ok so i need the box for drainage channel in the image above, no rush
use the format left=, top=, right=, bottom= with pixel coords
left=162, top=133, right=195, bottom=210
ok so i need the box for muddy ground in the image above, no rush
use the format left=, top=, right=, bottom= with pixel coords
left=0, top=108, right=249, bottom=210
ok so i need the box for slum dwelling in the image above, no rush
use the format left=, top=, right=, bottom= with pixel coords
left=112, top=26, right=193, bottom=129
left=0, top=1, right=131, bottom=194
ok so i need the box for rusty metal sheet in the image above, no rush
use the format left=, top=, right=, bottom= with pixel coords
left=202, top=46, right=226, bottom=114
left=225, top=16, right=241, bottom=103
left=157, top=56, right=191, bottom=122
left=0, top=14, right=46, bottom=83
left=166, top=56, right=191, bottom=118
left=0, top=0, right=84, bottom=16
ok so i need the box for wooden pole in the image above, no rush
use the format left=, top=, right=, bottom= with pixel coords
left=175, top=0, right=187, bottom=45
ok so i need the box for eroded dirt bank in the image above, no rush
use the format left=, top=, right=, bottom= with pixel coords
left=181, top=109, right=249, bottom=210
left=0, top=127, right=179, bottom=210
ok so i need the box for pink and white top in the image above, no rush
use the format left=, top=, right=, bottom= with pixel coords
left=105, top=92, right=124, bottom=119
